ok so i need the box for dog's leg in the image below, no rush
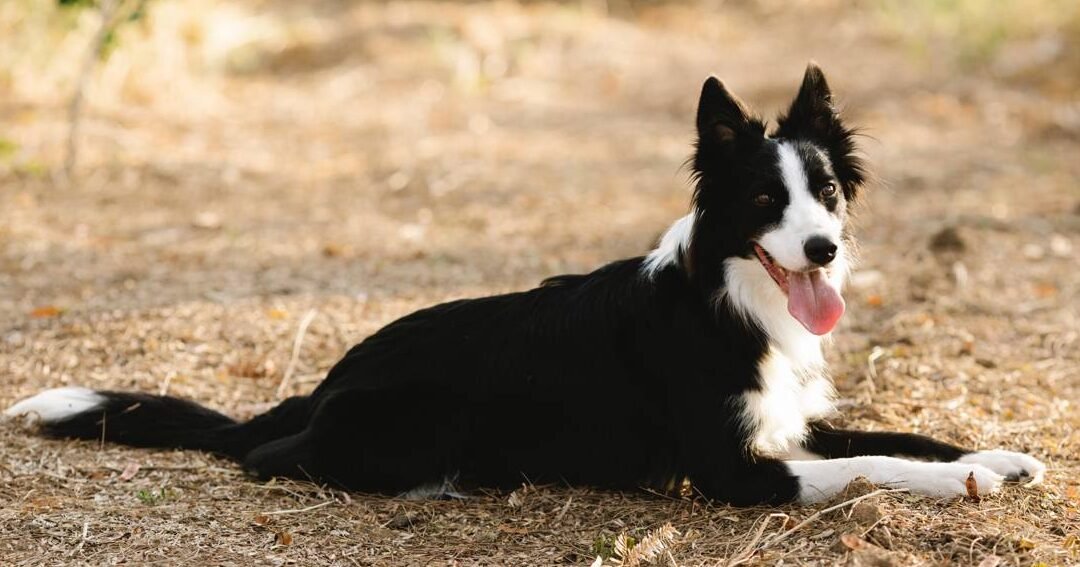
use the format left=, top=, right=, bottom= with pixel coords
left=691, top=458, right=802, bottom=506
left=802, top=421, right=967, bottom=461
left=692, top=452, right=1006, bottom=506
left=786, top=455, right=1005, bottom=504
left=798, top=421, right=1046, bottom=484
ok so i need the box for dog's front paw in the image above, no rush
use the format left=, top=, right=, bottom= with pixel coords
left=898, top=462, right=1004, bottom=499
left=958, top=450, right=1046, bottom=485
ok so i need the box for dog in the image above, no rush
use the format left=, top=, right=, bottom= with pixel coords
left=6, top=63, right=1045, bottom=505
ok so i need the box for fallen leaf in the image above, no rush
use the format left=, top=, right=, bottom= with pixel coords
left=119, top=462, right=141, bottom=482
left=966, top=472, right=981, bottom=502
left=384, top=511, right=420, bottom=530
left=276, top=531, right=293, bottom=546
left=1016, top=537, right=1036, bottom=550
left=322, top=243, right=348, bottom=258
left=227, top=357, right=275, bottom=379
left=24, top=496, right=62, bottom=511
left=507, top=488, right=526, bottom=509
left=866, top=294, right=884, bottom=307
left=498, top=524, right=529, bottom=535
left=253, top=514, right=271, bottom=526
left=267, top=309, right=288, bottom=320
left=30, top=305, right=63, bottom=318
left=840, top=533, right=868, bottom=550
left=1033, top=282, right=1058, bottom=298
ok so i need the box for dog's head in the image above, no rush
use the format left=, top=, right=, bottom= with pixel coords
left=687, top=63, right=866, bottom=336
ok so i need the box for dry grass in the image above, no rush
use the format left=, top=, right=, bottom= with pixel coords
left=1, top=1, right=1078, bottom=565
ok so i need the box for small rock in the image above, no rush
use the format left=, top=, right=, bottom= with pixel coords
left=384, top=511, right=422, bottom=530
left=850, top=500, right=883, bottom=526
left=849, top=270, right=884, bottom=291
left=1022, top=243, right=1045, bottom=259
left=192, top=211, right=222, bottom=230
left=387, top=170, right=411, bottom=192
left=1050, top=234, right=1072, bottom=257
left=399, top=223, right=426, bottom=242
left=929, top=226, right=965, bottom=254
left=834, top=533, right=900, bottom=566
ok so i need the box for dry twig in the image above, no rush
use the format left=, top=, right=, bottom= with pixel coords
left=276, top=309, right=318, bottom=399
left=764, top=488, right=907, bottom=549
left=725, top=513, right=788, bottom=567
left=261, top=499, right=335, bottom=516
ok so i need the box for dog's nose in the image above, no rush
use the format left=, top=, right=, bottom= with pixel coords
left=804, top=236, right=838, bottom=266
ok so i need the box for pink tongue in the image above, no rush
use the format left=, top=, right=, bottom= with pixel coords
left=787, top=270, right=845, bottom=335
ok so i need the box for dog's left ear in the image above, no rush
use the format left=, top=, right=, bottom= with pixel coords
left=776, top=62, right=866, bottom=200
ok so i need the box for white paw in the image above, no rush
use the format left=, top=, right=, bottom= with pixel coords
left=958, top=450, right=1046, bottom=486
left=894, top=462, right=1003, bottom=498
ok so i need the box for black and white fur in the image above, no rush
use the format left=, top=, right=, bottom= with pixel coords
left=6, top=64, right=1044, bottom=505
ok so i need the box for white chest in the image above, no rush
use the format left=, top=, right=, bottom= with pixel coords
left=721, top=255, right=842, bottom=455
left=741, top=348, right=836, bottom=456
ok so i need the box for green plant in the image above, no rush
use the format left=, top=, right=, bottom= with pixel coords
left=135, top=487, right=172, bottom=506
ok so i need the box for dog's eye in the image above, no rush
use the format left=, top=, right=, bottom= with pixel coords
left=753, top=194, right=774, bottom=207
left=821, top=183, right=838, bottom=198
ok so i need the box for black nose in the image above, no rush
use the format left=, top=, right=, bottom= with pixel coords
left=804, top=236, right=838, bottom=266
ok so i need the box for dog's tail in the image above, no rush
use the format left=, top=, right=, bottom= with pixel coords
left=4, top=387, right=311, bottom=461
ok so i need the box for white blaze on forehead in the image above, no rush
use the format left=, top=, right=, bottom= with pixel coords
left=757, top=141, right=844, bottom=272
left=777, top=141, right=810, bottom=202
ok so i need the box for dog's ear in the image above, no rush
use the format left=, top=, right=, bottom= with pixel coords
left=694, top=77, right=764, bottom=166
left=780, top=62, right=835, bottom=137
left=776, top=63, right=866, bottom=200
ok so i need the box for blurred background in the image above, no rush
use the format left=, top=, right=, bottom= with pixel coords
left=0, top=1, right=1078, bottom=563
left=2, top=0, right=1077, bottom=315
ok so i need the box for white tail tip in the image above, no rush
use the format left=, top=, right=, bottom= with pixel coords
left=5, top=387, right=105, bottom=424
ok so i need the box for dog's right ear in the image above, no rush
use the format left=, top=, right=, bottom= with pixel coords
left=695, top=77, right=764, bottom=157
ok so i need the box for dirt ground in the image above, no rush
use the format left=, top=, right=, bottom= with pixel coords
left=1, top=1, right=1078, bottom=565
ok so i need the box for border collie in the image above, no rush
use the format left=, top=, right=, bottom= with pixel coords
left=7, top=64, right=1045, bottom=505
